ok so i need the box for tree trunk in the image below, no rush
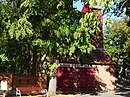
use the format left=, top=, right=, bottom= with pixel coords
left=31, top=46, right=37, bottom=75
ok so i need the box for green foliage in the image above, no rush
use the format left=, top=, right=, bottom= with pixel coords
left=0, top=54, right=9, bottom=61
left=104, top=19, right=130, bottom=78
left=57, top=1, right=65, bottom=10
left=49, top=63, right=58, bottom=77
left=85, top=0, right=115, bottom=14
left=105, top=20, right=130, bottom=63
left=44, top=62, right=58, bottom=77
left=0, top=0, right=117, bottom=75
left=8, top=17, right=33, bottom=40
left=115, top=0, right=130, bottom=17
left=74, top=12, right=101, bottom=55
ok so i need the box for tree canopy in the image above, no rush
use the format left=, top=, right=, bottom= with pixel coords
left=0, top=0, right=116, bottom=75
left=105, top=20, right=130, bottom=62
left=104, top=0, right=130, bottom=77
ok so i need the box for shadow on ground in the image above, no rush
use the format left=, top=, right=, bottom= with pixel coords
left=114, top=89, right=130, bottom=97
left=79, top=91, right=99, bottom=96
left=57, top=91, right=100, bottom=96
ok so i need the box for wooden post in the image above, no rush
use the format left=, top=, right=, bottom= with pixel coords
left=3, top=91, right=6, bottom=97
left=48, top=60, right=58, bottom=96
left=1, top=80, right=7, bottom=97
left=48, top=77, right=57, bottom=95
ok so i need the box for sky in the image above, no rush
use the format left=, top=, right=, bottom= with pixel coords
left=73, top=1, right=84, bottom=11
left=73, top=1, right=121, bottom=20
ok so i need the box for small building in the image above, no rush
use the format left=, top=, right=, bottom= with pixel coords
left=0, top=4, right=116, bottom=95
left=56, top=5, right=116, bottom=93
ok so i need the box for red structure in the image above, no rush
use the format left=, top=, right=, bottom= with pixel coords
left=57, top=5, right=115, bottom=93
left=82, top=5, right=103, bottom=48
left=82, top=5, right=114, bottom=65
left=57, top=67, right=96, bottom=93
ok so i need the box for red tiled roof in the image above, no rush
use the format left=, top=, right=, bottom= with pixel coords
left=91, top=48, right=115, bottom=65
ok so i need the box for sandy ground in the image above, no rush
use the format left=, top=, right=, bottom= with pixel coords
left=0, top=90, right=130, bottom=97
left=50, top=90, right=130, bottom=97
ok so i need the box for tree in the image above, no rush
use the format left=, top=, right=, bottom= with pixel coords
left=0, top=0, right=113, bottom=74
left=103, top=0, right=130, bottom=78
left=115, top=0, right=130, bottom=16
left=104, top=19, right=130, bottom=77
left=0, top=0, right=116, bottom=94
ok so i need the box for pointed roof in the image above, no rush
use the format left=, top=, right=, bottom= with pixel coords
left=91, top=48, right=115, bottom=65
